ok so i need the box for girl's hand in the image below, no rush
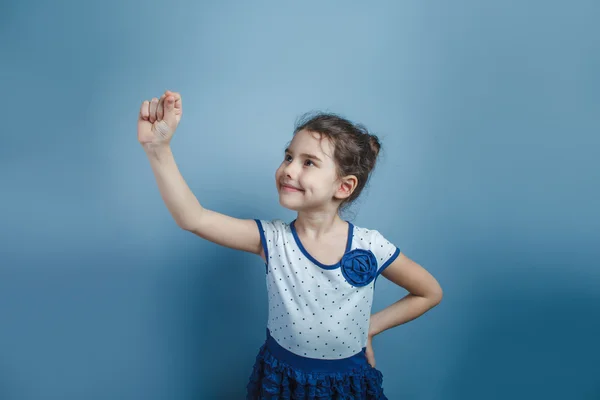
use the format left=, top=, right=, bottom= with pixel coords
left=366, top=335, right=376, bottom=368
left=138, top=90, right=182, bottom=147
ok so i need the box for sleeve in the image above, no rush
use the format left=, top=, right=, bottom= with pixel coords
left=254, top=219, right=283, bottom=270
left=370, top=229, right=401, bottom=278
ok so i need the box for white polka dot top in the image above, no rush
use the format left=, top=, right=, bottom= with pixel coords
left=255, top=219, right=400, bottom=360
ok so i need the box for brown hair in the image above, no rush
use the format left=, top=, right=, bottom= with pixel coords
left=293, top=112, right=382, bottom=210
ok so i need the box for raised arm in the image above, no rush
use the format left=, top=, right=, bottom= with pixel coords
left=138, top=91, right=262, bottom=256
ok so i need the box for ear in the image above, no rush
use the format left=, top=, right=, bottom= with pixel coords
left=335, top=175, right=358, bottom=200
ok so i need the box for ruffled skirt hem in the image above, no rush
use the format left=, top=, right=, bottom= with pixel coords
left=246, top=339, right=387, bottom=399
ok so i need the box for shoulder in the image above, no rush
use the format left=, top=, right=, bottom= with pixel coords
left=255, top=219, right=289, bottom=233
left=255, top=219, right=292, bottom=243
left=254, top=219, right=292, bottom=264
left=351, top=223, right=400, bottom=272
left=352, top=224, right=391, bottom=246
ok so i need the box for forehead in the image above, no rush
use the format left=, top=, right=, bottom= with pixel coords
left=288, top=129, right=334, bottom=157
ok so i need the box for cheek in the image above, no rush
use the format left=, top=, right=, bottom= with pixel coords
left=313, top=171, right=337, bottom=190
left=304, top=175, right=332, bottom=194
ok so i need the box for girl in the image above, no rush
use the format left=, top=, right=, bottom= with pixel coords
left=138, top=90, right=443, bottom=399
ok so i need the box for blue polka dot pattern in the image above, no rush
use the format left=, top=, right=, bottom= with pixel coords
left=255, top=220, right=400, bottom=360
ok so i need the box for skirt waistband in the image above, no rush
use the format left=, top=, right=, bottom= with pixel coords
left=264, top=328, right=369, bottom=374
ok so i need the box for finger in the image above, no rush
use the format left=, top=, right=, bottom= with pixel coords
left=367, top=353, right=375, bottom=367
left=139, top=100, right=150, bottom=120
left=157, top=94, right=166, bottom=121
left=163, top=94, right=177, bottom=125
left=174, top=93, right=182, bottom=112
left=149, top=97, right=159, bottom=123
left=166, top=91, right=182, bottom=112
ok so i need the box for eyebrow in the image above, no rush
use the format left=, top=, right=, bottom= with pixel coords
left=284, top=147, right=322, bottom=163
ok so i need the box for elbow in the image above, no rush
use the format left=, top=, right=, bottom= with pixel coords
left=177, top=217, right=199, bottom=232
left=175, top=218, right=190, bottom=230
left=176, top=207, right=206, bottom=232
left=428, top=285, right=443, bottom=306
left=432, top=292, right=443, bottom=306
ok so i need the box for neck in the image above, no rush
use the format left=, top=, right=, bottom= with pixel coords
left=294, top=210, right=346, bottom=239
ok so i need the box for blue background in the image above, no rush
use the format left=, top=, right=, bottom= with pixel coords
left=1, top=0, right=599, bottom=398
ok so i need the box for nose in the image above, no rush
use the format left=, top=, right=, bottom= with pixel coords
left=283, top=161, right=299, bottom=179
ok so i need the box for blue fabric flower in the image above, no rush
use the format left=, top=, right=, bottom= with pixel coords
left=340, top=249, right=378, bottom=287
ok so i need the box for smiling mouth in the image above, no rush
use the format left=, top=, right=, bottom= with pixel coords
left=281, top=184, right=303, bottom=192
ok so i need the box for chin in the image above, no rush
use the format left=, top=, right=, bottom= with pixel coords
left=278, top=196, right=302, bottom=211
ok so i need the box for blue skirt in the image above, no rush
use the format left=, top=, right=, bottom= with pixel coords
left=246, top=329, right=388, bottom=399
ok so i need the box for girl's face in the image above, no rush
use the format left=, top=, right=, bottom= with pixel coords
left=275, top=129, right=345, bottom=212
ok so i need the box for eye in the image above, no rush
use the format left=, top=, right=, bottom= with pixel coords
left=304, top=159, right=314, bottom=167
left=284, top=154, right=292, bottom=162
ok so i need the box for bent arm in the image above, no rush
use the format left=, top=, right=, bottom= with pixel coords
left=369, top=253, right=443, bottom=337
left=144, top=143, right=262, bottom=255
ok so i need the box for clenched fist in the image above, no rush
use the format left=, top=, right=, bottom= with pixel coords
left=138, top=90, right=182, bottom=147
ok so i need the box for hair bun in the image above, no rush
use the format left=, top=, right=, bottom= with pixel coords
left=368, top=135, right=381, bottom=158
